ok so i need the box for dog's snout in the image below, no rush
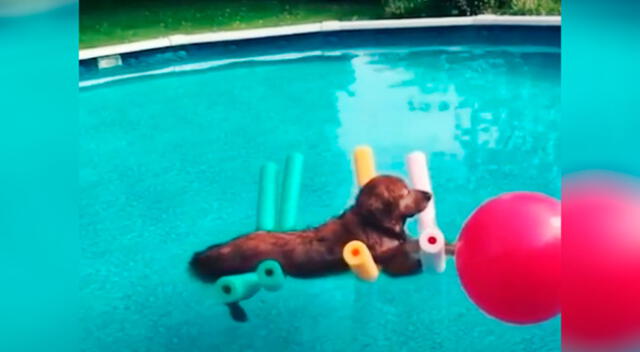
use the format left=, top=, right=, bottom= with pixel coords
left=419, top=190, right=432, bottom=202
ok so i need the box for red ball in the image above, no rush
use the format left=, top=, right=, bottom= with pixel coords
left=563, top=172, right=640, bottom=349
left=455, top=192, right=560, bottom=325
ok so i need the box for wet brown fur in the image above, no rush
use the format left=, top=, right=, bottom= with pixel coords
left=190, top=175, right=439, bottom=281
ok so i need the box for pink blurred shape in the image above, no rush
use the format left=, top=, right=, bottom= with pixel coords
left=563, top=171, right=640, bottom=350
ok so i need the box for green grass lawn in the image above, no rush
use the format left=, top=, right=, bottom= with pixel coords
left=80, top=0, right=560, bottom=49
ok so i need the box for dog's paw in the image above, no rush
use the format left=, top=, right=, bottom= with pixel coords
left=226, top=302, right=249, bottom=323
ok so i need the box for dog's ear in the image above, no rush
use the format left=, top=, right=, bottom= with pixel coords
left=356, top=191, right=405, bottom=234
left=356, top=182, right=384, bottom=216
left=360, top=192, right=385, bottom=215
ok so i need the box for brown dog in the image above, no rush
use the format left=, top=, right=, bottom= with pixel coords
left=190, top=175, right=448, bottom=321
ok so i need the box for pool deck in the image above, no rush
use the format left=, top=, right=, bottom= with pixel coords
left=79, top=15, right=561, bottom=61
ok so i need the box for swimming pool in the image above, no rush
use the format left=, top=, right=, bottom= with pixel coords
left=80, top=25, right=560, bottom=351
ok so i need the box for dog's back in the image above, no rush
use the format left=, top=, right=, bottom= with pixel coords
left=190, top=175, right=431, bottom=281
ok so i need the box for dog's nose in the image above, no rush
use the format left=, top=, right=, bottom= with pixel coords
left=419, top=190, right=432, bottom=202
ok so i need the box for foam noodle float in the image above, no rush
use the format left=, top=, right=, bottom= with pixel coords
left=406, top=151, right=446, bottom=273
left=256, top=260, right=285, bottom=291
left=214, top=260, right=286, bottom=303
left=353, top=145, right=376, bottom=187
left=256, top=153, right=304, bottom=232
left=455, top=192, right=561, bottom=325
left=257, top=162, right=278, bottom=231
left=418, top=228, right=446, bottom=273
left=343, top=240, right=379, bottom=282
left=213, top=273, right=262, bottom=304
left=278, top=153, right=304, bottom=231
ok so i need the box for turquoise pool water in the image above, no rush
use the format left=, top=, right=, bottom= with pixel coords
left=80, top=28, right=560, bottom=351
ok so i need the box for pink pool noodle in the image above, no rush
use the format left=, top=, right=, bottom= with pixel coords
left=406, top=151, right=445, bottom=273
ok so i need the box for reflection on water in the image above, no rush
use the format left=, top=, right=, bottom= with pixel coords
left=337, top=48, right=560, bottom=209
left=338, top=55, right=464, bottom=155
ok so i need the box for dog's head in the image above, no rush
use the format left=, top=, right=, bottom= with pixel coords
left=354, top=175, right=431, bottom=234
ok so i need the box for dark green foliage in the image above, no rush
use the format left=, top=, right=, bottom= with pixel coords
left=451, top=0, right=491, bottom=15
left=80, top=0, right=560, bottom=48
left=379, top=0, right=560, bottom=17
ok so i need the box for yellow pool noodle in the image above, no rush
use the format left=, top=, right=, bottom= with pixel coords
left=343, top=240, right=379, bottom=282
left=353, top=146, right=376, bottom=187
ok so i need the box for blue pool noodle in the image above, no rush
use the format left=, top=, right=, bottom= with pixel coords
left=278, top=153, right=304, bottom=231
left=257, top=162, right=278, bottom=231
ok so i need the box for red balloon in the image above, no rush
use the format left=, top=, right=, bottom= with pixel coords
left=455, top=192, right=560, bottom=325
left=563, top=172, right=640, bottom=350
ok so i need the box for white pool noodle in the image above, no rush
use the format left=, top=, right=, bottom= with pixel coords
left=406, top=151, right=436, bottom=233
left=419, top=229, right=446, bottom=273
left=406, top=151, right=446, bottom=273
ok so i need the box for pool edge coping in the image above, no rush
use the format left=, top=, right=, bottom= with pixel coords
left=79, top=15, right=561, bottom=61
